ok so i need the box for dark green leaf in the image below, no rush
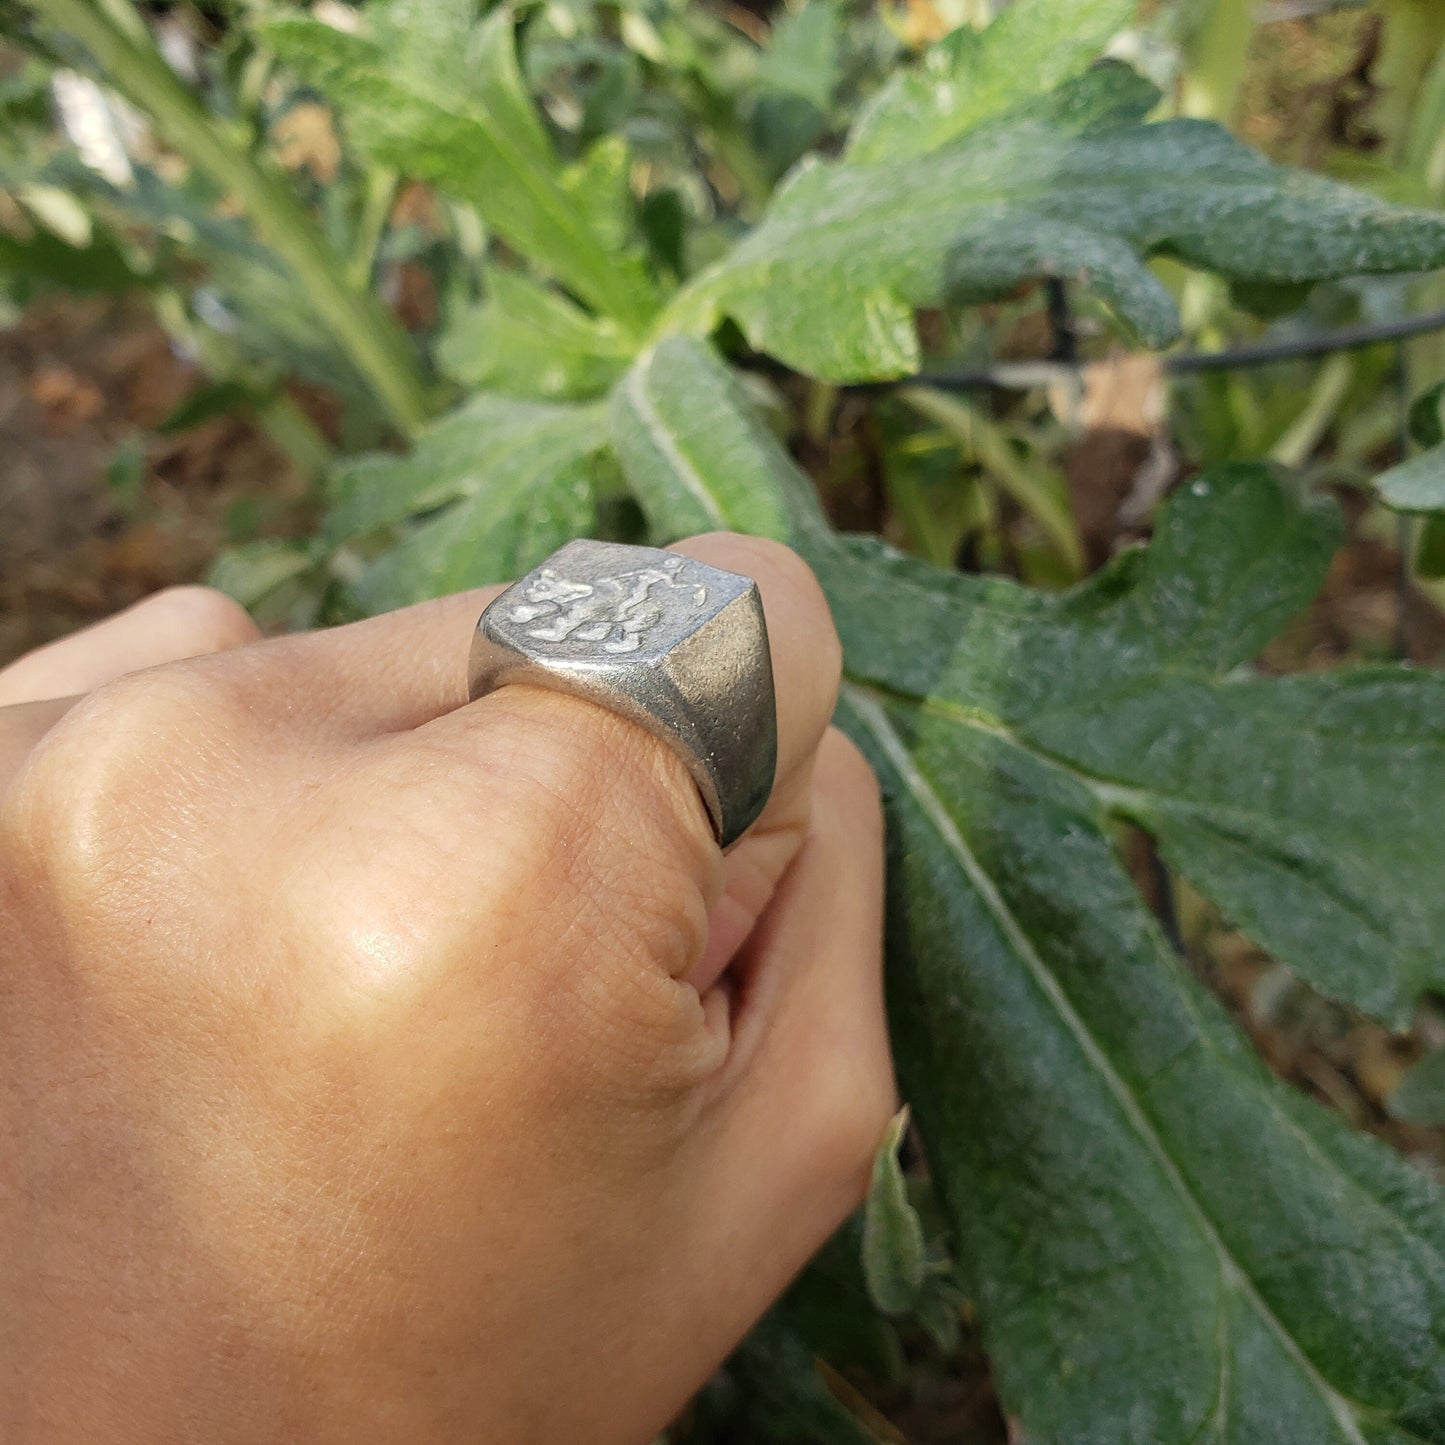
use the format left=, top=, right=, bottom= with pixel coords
left=1409, top=383, right=1445, bottom=450
left=721, top=1314, right=884, bottom=1445
left=0, top=224, right=137, bottom=293
left=670, top=59, right=1445, bottom=380
left=1417, top=514, right=1445, bottom=578
left=608, top=339, right=1445, bottom=1443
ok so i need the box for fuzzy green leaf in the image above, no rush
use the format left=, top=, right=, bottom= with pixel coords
left=672, top=58, right=1445, bottom=380
left=860, top=1109, right=927, bottom=1316
left=438, top=268, right=634, bottom=400
left=326, top=393, right=608, bottom=613
left=609, top=338, right=831, bottom=545
left=846, top=0, right=1134, bottom=163
left=609, top=340, right=1445, bottom=1443
left=262, top=6, right=655, bottom=326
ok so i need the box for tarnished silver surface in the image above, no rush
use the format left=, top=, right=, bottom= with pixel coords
left=468, top=540, right=777, bottom=849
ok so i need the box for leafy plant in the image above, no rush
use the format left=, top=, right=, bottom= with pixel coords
left=7, top=0, right=1445, bottom=1440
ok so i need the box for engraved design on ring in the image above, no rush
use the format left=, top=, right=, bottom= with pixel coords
left=469, top=540, right=778, bottom=850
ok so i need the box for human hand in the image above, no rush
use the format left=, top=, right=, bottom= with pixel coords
left=0, top=537, right=893, bottom=1444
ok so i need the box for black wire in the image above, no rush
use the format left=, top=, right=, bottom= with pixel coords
left=850, top=305, right=1445, bottom=393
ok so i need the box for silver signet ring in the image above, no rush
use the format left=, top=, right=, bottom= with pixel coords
left=468, top=540, right=778, bottom=850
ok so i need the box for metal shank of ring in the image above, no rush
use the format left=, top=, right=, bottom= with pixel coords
left=467, top=540, right=778, bottom=850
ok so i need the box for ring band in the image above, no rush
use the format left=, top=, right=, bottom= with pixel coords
left=468, top=540, right=778, bottom=849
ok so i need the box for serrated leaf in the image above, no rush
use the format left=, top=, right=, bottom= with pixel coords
left=325, top=392, right=608, bottom=544
left=438, top=268, right=633, bottom=399
left=608, top=339, right=1445, bottom=1443
left=671, top=60, right=1445, bottom=380
left=847, top=0, right=1134, bottom=163
left=325, top=392, right=608, bottom=612
left=262, top=6, right=655, bottom=327
left=348, top=462, right=595, bottom=615
left=1387, top=1050, right=1445, bottom=1127
left=861, top=1108, right=926, bottom=1316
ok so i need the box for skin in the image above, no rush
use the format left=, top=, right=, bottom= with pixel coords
left=0, top=535, right=895, bottom=1445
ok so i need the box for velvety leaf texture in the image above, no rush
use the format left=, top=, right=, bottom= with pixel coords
left=846, top=0, right=1133, bottom=163
left=860, top=1110, right=927, bottom=1316
left=670, top=60, right=1445, bottom=380
left=437, top=268, right=634, bottom=400
left=609, top=337, right=1445, bottom=1445
left=324, top=392, right=607, bottom=612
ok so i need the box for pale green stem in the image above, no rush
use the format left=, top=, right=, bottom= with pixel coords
left=40, top=0, right=431, bottom=438
left=1179, top=0, right=1252, bottom=126
left=1269, top=354, right=1355, bottom=468
left=902, top=386, right=1085, bottom=579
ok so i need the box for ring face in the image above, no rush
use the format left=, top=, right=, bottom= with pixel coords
left=469, top=540, right=777, bottom=849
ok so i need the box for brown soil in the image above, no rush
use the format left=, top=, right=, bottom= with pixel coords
left=0, top=295, right=305, bottom=667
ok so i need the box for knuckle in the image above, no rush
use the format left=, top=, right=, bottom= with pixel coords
left=150, top=585, right=261, bottom=653
left=1, top=662, right=243, bottom=873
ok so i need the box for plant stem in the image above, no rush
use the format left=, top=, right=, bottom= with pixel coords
left=39, top=0, right=431, bottom=438
left=901, top=386, right=1084, bottom=579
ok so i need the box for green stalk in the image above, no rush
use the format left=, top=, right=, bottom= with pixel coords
left=1269, top=354, right=1355, bottom=468
left=1179, top=0, right=1252, bottom=126
left=39, top=0, right=430, bottom=438
left=902, top=386, right=1085, bottom=579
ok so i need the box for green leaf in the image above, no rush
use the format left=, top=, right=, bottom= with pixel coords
left=1410, top=383, right=1445, bottom=450
left=1387, top=1050, right=1445, bottom=1127
left=606, top=345, right=1445, bottom=1441
left=325, top=392, right=608, bottom=544
left=758, top=1, right=843, bottom=112
left=847, top=0, right=1134, bottom=163
left=720, top=1314, right=883, bottom=1445
left=325, top=392, right=609, bottom=612
left=1375, top=443, right=1445, bottom=514
left=609, top=336, right=830, bottom=546
left=1375, top=383, right=1445, bottom=516
left=207, top=538, right=318, bottom=609
left=263, top=6, right=655, bottom=327
left=347, top=463, right=595, bottom=615
left=860, top=1108, right=926, bottom=1316
left=1418, top=514, right=1445, bottom=579
left=437, top=268, right=634, bottom=400
left=671, top=59, right=1445, bottom=380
